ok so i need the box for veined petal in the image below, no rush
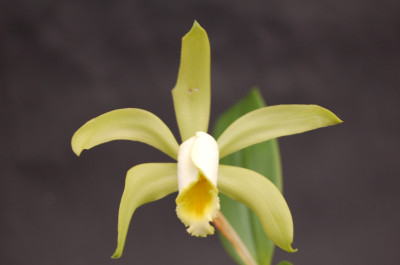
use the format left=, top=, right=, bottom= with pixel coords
left=112, top=163, right=178, bottom=259
left=218, top=165, right=296, bottom=253
left=217, top=104, right=342, bottom=158
left=172, top=21, right=211, bottom=142
left=71, top=108, right=179, bottom=160
left=176, top=132, right=220, bottom=237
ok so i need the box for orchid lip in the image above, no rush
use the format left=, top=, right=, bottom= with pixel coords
left=176, top=131, right=220, bottom=237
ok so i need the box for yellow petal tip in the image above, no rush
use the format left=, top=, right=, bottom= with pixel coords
left=71, top=140, right=83, bottom=156
left=317, top=105, right=343, bottom=125
left=286, top=245, right=298, bottom=253
left=111, top=252, right=121, bottom=259
left=190, top=20, right=205, bottom=33
left=111, top=237, right=123, bottom=259
left=330, top=113, right=343, bottom=124
left=181, top=20, right=207, bottom=45
left=71, top=146, right=82, bottom=157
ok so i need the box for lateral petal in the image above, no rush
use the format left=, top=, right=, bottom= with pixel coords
left=172, top=21, right=211, bottom=142
left=177, top=136, right=198, bottom=191
left=112, top=163, right=178, bottom=258
left=217, top=105, right=342, bottom=158
left=71, top=108, right=179, bottom=159
left=191, top=132, right=219, bottom=186
left=218, top=165, right=296, bottom=253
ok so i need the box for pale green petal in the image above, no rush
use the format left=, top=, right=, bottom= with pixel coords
left=218, top=165, right=296, bottom=253
left=217, top=104, right=342, bottom=158
left=172, top=21, right=211, bottom=141
left=71, top=108, right=179, bottom=160
left=112, top=163, right=178, bottom=258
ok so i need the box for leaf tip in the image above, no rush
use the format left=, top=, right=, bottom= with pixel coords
left=277, top=260, right=295, bottom=265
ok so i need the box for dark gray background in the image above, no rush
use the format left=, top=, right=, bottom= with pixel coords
left=2, top=0, right=399, bottom=264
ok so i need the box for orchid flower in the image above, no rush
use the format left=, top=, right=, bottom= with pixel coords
left=71, top=22, right=342, bottom=259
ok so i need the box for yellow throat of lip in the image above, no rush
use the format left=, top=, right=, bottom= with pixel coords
left=176, top=174, right=220, bottom=237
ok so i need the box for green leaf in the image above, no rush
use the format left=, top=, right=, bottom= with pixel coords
left=218, top=165, right=295, bottom=253
left=213, top=88, right=284, bottom=265
left=71, top=108, right=179, bottom=160
left=112, top=163, right=178, bottom=258
left=172, top=21, right=211, bottom=142
left=217, top=103, right=342, bottom=159
left=277, top=261, right=294, bottom=265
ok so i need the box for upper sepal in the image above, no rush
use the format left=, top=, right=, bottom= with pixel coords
left=172, top=21, right=211, bottom=141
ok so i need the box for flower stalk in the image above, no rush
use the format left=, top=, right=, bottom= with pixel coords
left=213, top=211, right=258, bottom=265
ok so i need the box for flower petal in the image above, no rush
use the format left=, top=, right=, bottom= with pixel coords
left=112, top=163, right=178, bottom=259
left=176, top=135, right=198, bottom=191
left=176, top=176, right=219, bottom=237
left=217, top=104, right=342, bottom=158
left=71, top=108, right=179, bottom=159
left=172, top=21, right=211, bottom=141
left=176, top=132, right=220, bottom=237
left=218, top=165, right=296, bottom=253
left=190, top=132, right=219, bottom=187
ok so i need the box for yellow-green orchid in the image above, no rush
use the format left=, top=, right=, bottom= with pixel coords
left=71, top=22, right=342, bottom=259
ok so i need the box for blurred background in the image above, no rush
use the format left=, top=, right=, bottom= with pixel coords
left=2, top=0, right=399, bottom=264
